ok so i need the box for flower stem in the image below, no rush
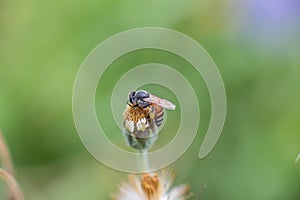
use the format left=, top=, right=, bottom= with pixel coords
left=139, top=149, right=150, bottom=172
left=296, top=153, right=300, bottom=162
left=0, top=168, right=25, bottom=200
left=0, top=131, right=25, bottom=200
left=0, top=131, right=14, bottom=176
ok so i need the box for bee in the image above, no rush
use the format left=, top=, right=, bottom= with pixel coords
left=123, top=90, right=176, bottom=150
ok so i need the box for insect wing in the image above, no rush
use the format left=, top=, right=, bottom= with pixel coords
left=143, top=95, right=176, bottom=110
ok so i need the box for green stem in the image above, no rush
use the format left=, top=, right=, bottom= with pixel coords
left=139, top=149, right=150, bottom=172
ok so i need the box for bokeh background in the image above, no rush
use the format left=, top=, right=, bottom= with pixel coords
left=1, top=0, right=300, bottom=199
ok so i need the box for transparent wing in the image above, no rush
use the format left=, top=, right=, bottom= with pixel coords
left=143, top=94, right=176, bottom=110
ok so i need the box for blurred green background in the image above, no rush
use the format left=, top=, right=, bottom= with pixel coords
left=1, top=0, right=300, bottom=199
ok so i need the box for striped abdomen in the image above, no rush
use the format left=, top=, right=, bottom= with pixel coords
left=152, top=104, right=164, bottom=127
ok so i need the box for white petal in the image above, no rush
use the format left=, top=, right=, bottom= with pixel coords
left=167, top=184, right=191, bottom=200
left=125, top=120, right=135, bottom=133
left=136, top=118, right=149, bottom=131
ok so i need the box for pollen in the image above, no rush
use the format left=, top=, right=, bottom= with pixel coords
left=127, top=106, right=149, bottom=122
left=112, top=169, right=192, bottom=200
left=141, top=173, right=160, bottom=200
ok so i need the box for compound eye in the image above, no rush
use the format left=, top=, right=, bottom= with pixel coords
left=128, top=91, right=136, bottom=104
left=129, top=91, right=136, bottom=97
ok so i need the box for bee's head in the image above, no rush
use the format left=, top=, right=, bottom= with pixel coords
left=128, top=90, right=150, bottom=108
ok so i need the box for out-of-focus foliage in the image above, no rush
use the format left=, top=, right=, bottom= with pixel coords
left=0, top=0, right=299, bottom=199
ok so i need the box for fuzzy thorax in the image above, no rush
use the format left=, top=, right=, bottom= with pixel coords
left=124, top=106, right=150, bottom=123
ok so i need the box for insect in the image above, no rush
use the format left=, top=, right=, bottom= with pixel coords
left=123, top=90, right=176, bottom=150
